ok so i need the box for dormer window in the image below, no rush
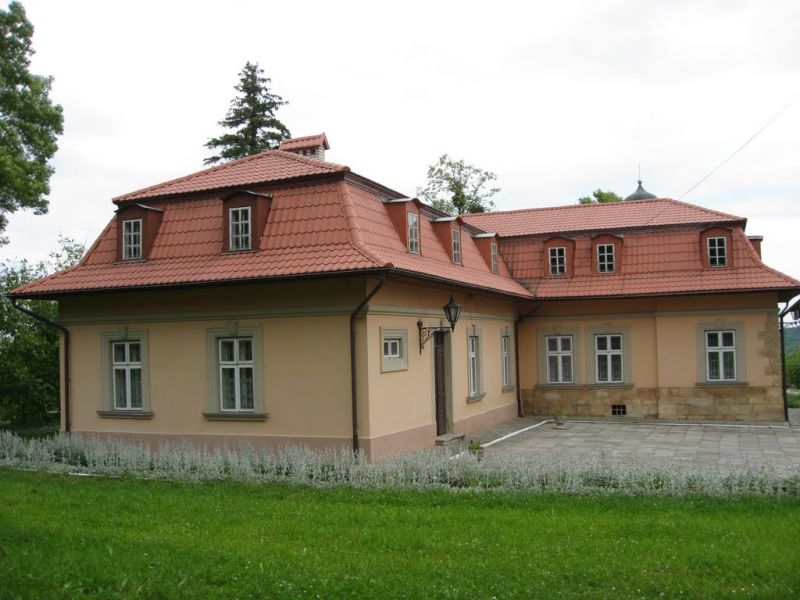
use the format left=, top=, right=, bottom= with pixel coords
left=549, top=247, right=566, bottom=275
left=490, top=242, right=498, bottom=273
left=407, top=212, right=420, bottom=254
left=122, top=219, right=142, bottom=260
left=597, top=244, right=615, bottom=273
left=452, top=229, right=462, bottom=264
left=708, top=237, right=727, bottom=267
left=229, top=207, right=251, bottom=251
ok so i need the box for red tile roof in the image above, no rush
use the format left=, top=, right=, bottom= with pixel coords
left=500, top=227, right=799, bottom=298
left=278, top=133, right=330, bottom=151
left=461, top=198, right=744, bottom=237
left=114, top=150, right=347, bottom=202
left=11, top=151, right=798, bottom=301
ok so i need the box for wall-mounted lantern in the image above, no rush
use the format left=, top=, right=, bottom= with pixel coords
left=417, top=295, right=462, bottom=353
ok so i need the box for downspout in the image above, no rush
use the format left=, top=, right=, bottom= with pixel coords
left=10, top=297, right=71, bottom=433
left=350, top=276, right=386, bottom=452
left=514, top=303, right=543, bottom=417
left=780, top=318, right=788, bottom=422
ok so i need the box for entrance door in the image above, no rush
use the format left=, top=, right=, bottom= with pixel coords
left=434, top=331, right=447, bottom=436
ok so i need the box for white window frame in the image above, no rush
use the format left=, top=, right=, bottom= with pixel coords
left=597, top=243, right=615, bottom=273
left=501, top=334, right=511, bottom=387
left=122, top=219, right=142, bottom=260
left=490, top=242, right=498, bottom=273
left=380, top=327, right=408, bottom=372
left=407, top=212, right=420, bottom=254
left=452, top=229, right=461, bottom=264
left=707, top=236, right=727, bottom=267
left=218, top=337, right=255, bottom=412
left=595, top=334, right=623, bottom=383
left=468, top=334, right=480, bottom=396
left=549, top=247, right=566, bottom=275
left=229, top=206, right=252, bottom=251
left=111, top=340, right=143, bottom=410
left=705, top=330, right=736, bottom=381
left=546, top=335, right=573, bottom=384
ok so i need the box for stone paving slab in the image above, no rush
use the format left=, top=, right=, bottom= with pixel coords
left=472, top=417, right=800, bottom=473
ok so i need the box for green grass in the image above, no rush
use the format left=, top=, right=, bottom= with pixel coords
left=1, top=469, right=799, bottom=599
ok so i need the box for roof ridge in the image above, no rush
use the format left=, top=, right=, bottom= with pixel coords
left=113, top=150, right=349, bottom=202
left=643, top=198, right=746, bottom=227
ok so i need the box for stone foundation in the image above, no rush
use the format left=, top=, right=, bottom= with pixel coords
left=523, top=385, right=784, bottom=421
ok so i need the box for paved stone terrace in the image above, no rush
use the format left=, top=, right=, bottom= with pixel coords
left=468, top=417, right=800, bottom=473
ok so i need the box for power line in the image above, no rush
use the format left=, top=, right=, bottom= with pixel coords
left=679, top=90, right=800, bottom=199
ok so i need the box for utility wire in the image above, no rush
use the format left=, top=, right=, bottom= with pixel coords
left=679, top=90, right=800, bottom=199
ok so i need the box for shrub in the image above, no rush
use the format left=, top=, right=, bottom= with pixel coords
left=1, top=430, right=798, bottom=498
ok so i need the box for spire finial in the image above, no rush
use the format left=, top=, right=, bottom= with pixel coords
left=638, top=164, right=642, bottom=185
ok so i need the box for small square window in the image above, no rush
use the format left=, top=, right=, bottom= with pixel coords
left=611, top=404, right=626, bottom=416
left=381, top=328, right=408, bottom=372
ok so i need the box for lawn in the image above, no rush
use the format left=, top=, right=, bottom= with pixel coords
left=1, top=469, right=799, bottom=599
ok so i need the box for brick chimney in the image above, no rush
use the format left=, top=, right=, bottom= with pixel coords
left=747, top=235, right=763, bottom=258
left=278, top=133, right=330, bottom=161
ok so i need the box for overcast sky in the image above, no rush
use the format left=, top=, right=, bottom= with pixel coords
left=2, top=0, right=799, bottom=294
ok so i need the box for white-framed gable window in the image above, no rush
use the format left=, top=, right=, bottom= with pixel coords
left=452, top=229, right=462, bottom=264
left=597, top=244, right=615, bottom=273
left=112, top=340, right=143, bottom=409
left=595, top=334, right=623, bottom=383
left=546, top=335, right=573, bottom=383
left=122, top=219, right=142, bottom=260
left=219, top=337, right=255, bottom=411
left=708, top=237, right=727, bottom=267
left=490, top=242, right=498, bottom=273
left=706, top=330, right=736, bottom=381
left=407, top=212, right=420, bottom=254
left=549, top=247, right=566, bottom=275
left=229, top=207, right=252, bottom=251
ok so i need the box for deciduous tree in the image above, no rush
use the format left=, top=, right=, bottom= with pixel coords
left=417, top=154, right=500, bottom=215
left=0, top=2, right=64, bottom=245
left=578, top=189, right=623, bottom=204
left=204, top=62, right=290, bottom=165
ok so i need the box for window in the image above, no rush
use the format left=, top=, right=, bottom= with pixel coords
left=706, top=330, right=736, bottom=381
left=611, top=404, right=627, bottom=416
left=490, top=242, right=498, bottom=273
left=501, top=334, right=511, bottom=387
left=218, top=338, right=255, bottom=411
left=549, top=247, right=566, bottom=275
left=407, top=212, right=419, bottom=253
left=708, top=237, right=727, bottom=267
left=468, top=334, right=481, bottom=396
left=595, top=334, right=623, bottom=383
left=229, top=207, right=251, bottom=251
left=546, top=335, right=573, bottom=383
left=122, top=219, right=142, bottom=260
left=597, top=244, right=615, bottom=273
left=452, top=229, right=461, bottom=264
left=381, top=328, right=408, bottom=372
left=111, top=340, right=143, bottom=409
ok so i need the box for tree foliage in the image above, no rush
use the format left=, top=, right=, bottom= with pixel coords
left=417, top=154, right=500, bottom=215
left=787, top=349, right=800, bottom=389
left=204, top=62, right=290, bottom=165
left=0, top=2, right=64, bottom=245
left=578, top=189, right=623, bottom=204
left=0, top=236, right=84, bottom=427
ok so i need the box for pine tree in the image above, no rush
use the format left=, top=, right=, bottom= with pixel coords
left=0, top=2, right=64, bottom=245
left=204, top=62, right=291, bottom=165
